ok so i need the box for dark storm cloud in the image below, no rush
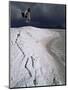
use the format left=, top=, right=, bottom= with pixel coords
left=9, top=1, right=66, bottom=29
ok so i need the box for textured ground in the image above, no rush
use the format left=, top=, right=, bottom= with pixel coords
left=10, top=26, right=65, bottom=88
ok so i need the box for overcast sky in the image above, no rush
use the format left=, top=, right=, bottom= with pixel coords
left=9, top=1, right=66, bottom=29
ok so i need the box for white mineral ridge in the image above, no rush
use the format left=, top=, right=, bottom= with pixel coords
left=10, top=26, right=65, bottom=88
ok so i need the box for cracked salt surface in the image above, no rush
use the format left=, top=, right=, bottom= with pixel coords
left=10, top=26, right=65, bottom=88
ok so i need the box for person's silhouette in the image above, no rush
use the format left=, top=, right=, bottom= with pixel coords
left=21, top=8, right=31, bottom=22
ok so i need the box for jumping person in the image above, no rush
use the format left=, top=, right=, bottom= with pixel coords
left=21, top=8, right=31, bottom=22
